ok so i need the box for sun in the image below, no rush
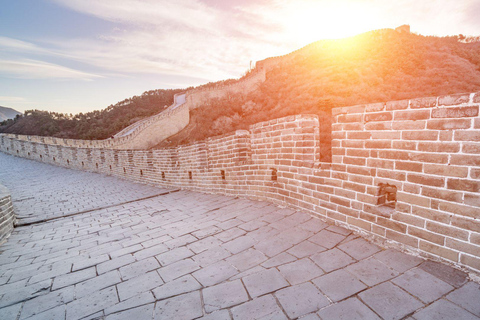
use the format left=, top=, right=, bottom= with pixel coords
left=284, top=1, right=382, bottom=45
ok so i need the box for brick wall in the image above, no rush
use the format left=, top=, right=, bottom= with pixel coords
left=0, top=184, right=15, bottom=244
left=1, top=91, right=480, bottom=274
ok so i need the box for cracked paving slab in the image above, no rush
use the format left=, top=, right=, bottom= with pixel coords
left=0, top=152, right=479, bottom=319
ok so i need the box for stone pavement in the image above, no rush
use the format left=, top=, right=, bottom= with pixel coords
left=0, top=153, right=479, bottom=320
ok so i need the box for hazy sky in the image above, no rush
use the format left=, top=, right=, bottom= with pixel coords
left=1, top=0, right=480, bottom=114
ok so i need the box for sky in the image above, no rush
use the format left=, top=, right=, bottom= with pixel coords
left=1, top=0, right=480, bottom=115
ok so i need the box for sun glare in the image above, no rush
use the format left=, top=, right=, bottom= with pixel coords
left=285, top=1, right=381, bottom=45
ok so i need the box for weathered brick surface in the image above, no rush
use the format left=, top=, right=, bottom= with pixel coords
left=1, top=91, right=480, bottom=274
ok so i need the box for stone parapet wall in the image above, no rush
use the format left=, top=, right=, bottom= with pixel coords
left=1, top=91, right=480, bottom=274
left=0, top=184, right=14, bottom=244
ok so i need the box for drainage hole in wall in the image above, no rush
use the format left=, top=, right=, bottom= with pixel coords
left=189, top=171, right=192, bottom=180
left=271, top=168, right=277, bottom=181
left=67, top=159, right=70, bottom=165
left=96, top=163, right=98, bottom=168
left=221, top=170, right=226, bottom=180
left=123, top=168, right=126, bottom=174
left=140, top=169, right=143, bottom=176
left=162, top=172, right=166, bottom=180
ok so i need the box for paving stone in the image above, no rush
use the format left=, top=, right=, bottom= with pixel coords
left=337, top=238, right=381, bottom=260
left=154, top=291, right=203, bottom=320
left=287, top=240, right=326, bottom=258
left=153, top=274, right=202, bottom=300
left=326, top=225, right=352, bottom=236
left=270, top=212, right=311, bottom=231
left=317, top=297, right=381, bottom=320
left=226, top=248, right=267, bottom=272
left=27, top=305, right=66, bottom=320
left=373, top=249, right=423, bottom=273
left=261, top=252, right=297, bottom=268
left=109, top=244, right=143, bottom=259
left=133, top=244, right=168, bottom=261
left=156, top=247, right=194, bottom=266
left=298, top=218, right=328, bottom=233
left=215, top=228, right=247, bottom=242
left=66, top=286, right=118, bottom=320
left=97, top=254, right=136, bottom=275
left=310, top=248, right=355, bottom=273
left=446, top=282, right=480, bottom=316
left=275, top=282, right=329, bottom=318
left=192, top=246, right=232, bottom=267
left=222, top=235, right=256, bottom=254
left=419, top=260, right=468, bottom=288
left=105, top=303, right=154, bottom=320
left=192, top=225, right=222, bottom=239
left=52, top=267, right=96, bottom=290
left=229, top=266, right=266, bottom=281
left=105, top=292, right=155, bottom=315
left=413, top=299, right=480, bottom=320
left=117, top=271, right=163, bottom=301
left=72, top=254, right=110, bottom=272
left=359, top=282, right=423, bottom=320
left=278, top=258, right=324, bottom=285
left=188, top=236, right=223, bottom=254
left=75, top=270, right=122, bottom=299
left=157, top=258, right=200, bottom=282
left=0, top=279, right=52, bottom=308
left=192, top=260, right=238, bottom=287
left=20, top=286, right=74, bottom=319
left=165, top=234, right=198, bottom=249
left=313, top=269, right=367, bottom=302
left=308, top=229, right=346, bottom=249
left=231, top=295, right=287, bottom=320
left=392, top=268, right=454, bottom=303
left=242, top=268, right=289, bottom=298
left=203, top=280, right=249, bottom=313
left=196, top=309, right=231, bottom=320
left=119, top=257, right=159, bottom=281
left=0, top=303, right=22, bottom=320
left=346, top=257, right=399, bottom=286
left=254, top=235, right=295, bottom=258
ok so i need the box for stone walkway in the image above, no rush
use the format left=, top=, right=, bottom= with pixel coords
left=0, top=152, right=479, bottom=320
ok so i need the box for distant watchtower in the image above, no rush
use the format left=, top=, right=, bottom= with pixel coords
left=395, top=25, right=410, bottom=33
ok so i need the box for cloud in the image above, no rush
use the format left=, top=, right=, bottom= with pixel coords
left=0, top=96, right=27, bottom=102
left=0, top=59, right=103, bottom=80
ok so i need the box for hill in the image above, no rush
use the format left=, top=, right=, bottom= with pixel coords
left=158, top=29, right=480, bottom=161
left=0, top=106, right=21, bottom=122
left=0, top=89, right=183, bottom=140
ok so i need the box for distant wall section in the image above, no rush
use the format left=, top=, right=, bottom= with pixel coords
left=0, top=184, right=14, bottom=244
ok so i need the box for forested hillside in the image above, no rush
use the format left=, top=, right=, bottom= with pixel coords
left=0, top=89, right=182, bottom=140
left=159, top=29, right=480, bottom=161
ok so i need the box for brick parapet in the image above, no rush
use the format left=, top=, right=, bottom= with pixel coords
left=1, top=91, right=480, bottom=274
left=0, top=184, right=15, bottom=244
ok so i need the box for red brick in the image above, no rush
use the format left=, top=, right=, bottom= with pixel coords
left=379, top=150, right=409, bottom=160
left=347, top=132, right=371, bottom=140
left=439, top=131, right=453, bottom=141
left=392, top=212, right=425, bottom=227
left=475, top=118, right=480, bottom=129
left=342, top=123, right=363, bottom=131
left=417, top=142, right=460, bottom=153
left=474, top=92, right=480, bottom=103
left=330, top=196, right=351, bottom=207
left=347, top=149, right=369, bottom=157
left=386, top=229, right=419, bottom=248
left=367, top=158, right=394, bottom=169
left=386, top=99, right=409, bottom=110
left=439, top=202, right=479, bottom=218
left=409, top=153, right=448, bottom=164
left=402, top=130, right=438, bottom=141
left=447, top=178, right=480, bottom=192
left=397, top=192, right=430, bottom=207
left=419, top=241, right=459, bottom=262
left=392, top=141, right=416, bottom=150
left=395, top=161, right=423, bottom=172
left=471, top=168, right=480, bottom=179
left=409, top=226, right=445, bottom=245
left=462, top=143, right=480, bottom=154
left=407, top=173, right=445, bottom=187
left=377, top=217, right=407, bottom=233
left=412, top=206, right=451, bottom=224
left=421, top=187, right=462, bottom=202
left=427, top=222, right=469, bottom=241
left=427, top=119, right=471, bottom=130
left=451, top=216, right=480, bottom=233
left=454, top=130, right=480, bottom=141
left=365, top=122, right=392, bottom=130
left=446, top=238, right=480, bottom=256
left=394, top=110, right=430, bottom=121
left=346, top=216, right=371, bottom=231
left=338, top=114, right=363, bottom=123
left=471, top=233, right=480, bottom=246
left=347, top=166, right=375, bottom=176
left=342, top=140, right=364, bottom=148
left=343, top=157, right=366, bottom=166
left=343, top=181, right=366, bottom=193
left=377, top=169, right=406, bottom=181
left=460, top=254, right=480, bottom=271
left=365, top=112, right=393, bottom=122
left=370, top=131, right=400, bottom=140
left=450, top=154, right=480, bottom=166
left=365, top=103, right=385, bottom=112
left=438, top=93, right=471, bottom=106
left=365, top=140, right=391, bottom=149
left=392, top=120, right=426, bottom=130
left=465, top=194, right=480, bottom=207
left=433, top=106, right=479, bottom=118
left=410, top=97, right=437, bottom=109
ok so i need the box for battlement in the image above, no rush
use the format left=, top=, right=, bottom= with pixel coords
left=1, top=90, right=480, bottom=273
